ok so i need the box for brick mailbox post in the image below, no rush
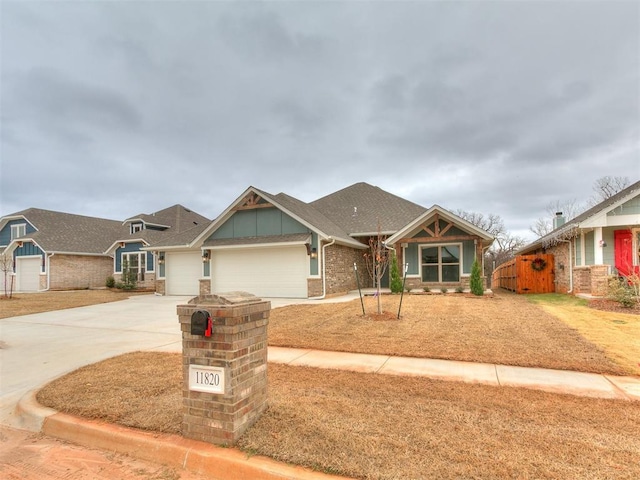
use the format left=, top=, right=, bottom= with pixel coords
left=177, top=292, right=270, bottom=445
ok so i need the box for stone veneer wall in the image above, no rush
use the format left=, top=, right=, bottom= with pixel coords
left=324, top=243, right=369, bottom=295
left=155, top=279, right=165, bottom=295
left=199, top=279, right=211, bottom=296
left=49, top=254, right=114, bottom=290
left=573, top=265, right=610, bottom=296
left=545, top=243, right=571, bottom=293
left=307, top=278, right=322, bottom=297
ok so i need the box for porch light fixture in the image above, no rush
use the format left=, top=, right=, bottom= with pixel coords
left=202, top=250, right=210, bottom=262
left=158, top=253, right=165, bottom=265
left=305, top=243, right=317, bottom=258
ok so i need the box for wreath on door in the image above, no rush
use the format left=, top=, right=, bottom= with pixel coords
left=531, top=257, right=547, bottom=271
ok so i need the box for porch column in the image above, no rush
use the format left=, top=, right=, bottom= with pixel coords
left=594, top=227, right=604, bottom=264
left=580, top=232, right=586, bottom=266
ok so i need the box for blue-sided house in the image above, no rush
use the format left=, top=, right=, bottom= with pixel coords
left=0, top=208, right=124, bottom=292
left=106, top=204, right=210, bottom=293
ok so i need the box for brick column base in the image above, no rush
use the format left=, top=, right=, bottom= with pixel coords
left=177, top=292, right=270, bottom=445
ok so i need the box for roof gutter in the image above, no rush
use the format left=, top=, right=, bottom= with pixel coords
left=309, top=237, right=335, bottom=300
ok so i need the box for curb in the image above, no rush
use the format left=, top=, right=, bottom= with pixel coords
left=19, top=390, right=349, bottom=480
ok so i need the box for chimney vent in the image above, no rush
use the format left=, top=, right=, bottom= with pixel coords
left=553, top=212, right=565, bottom=229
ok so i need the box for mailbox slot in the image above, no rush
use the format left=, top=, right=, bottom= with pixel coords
left=191, top=310, right=212, bottom=336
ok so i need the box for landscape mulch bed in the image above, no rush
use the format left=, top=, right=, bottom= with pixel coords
left=589, top=298, right=640, bottom=315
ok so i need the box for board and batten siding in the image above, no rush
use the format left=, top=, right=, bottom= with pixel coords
left=115, top=242, right=154, bottom=272
left=212, top=208, right=309, bottom=238
left=209, top=207, right=318, bottom=276
left=608, top=195, right=640, bottom=217
left=14, top=242, right=44, bottom=272
left=0, top=219, right=37, bottom=246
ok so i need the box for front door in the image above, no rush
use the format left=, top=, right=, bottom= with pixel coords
left=614, top=230, right=633, bottom=277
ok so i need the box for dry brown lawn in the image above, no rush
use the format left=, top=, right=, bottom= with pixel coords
left=0, top=290, right=150, bottom=319
left=21, top=289, right=640, bottom=478
left=38, top=352, right=640, bottom=480
left=269, top=291, right=636, bottom=375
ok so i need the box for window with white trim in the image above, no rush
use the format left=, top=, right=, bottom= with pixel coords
left=11, top=224, right=26, bottom=240
left=122, top=252, right=146, bottom=281
left=130, top=223, right=143, bottom=234
left=421, top=244, right=461, bottom=282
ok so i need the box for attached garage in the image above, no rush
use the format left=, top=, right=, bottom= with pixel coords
left=16, top=256, right=41, bottom=292
left=165, top=251, right=202, bottom=295
left=211, top=245, right=308, bottom=298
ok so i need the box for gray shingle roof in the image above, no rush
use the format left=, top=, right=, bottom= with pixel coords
left=145, top=222, right=211, bottom=248
left=269, top=191, right=362, bottom=246
left=310, top=182, right=427, bottom=235
left=119, top=204, right=211, bottom=247
left=7, top=208, right=126, bottom=254
left=124, top=204, right=209, bottom=232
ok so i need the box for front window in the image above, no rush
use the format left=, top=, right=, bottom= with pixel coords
left=421, top=244, right=460, bottom=282
left=11, top=224, right=26, bottom=240
left=122, top=252, right=146, bottom=281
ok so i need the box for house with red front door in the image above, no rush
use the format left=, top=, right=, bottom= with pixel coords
left=518, top=180, right=640, bottom=296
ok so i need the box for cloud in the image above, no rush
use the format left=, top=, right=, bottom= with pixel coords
left=0, top=0, right=638, bottom=242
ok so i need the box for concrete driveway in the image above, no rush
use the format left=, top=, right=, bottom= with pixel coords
left=0, top=292, right=332, bottom=429
left=0, top=294, right=192, bottom=428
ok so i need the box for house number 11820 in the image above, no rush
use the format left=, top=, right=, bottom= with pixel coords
left=195, top=371, right=220, bottom=386
left=188, top=365, right=225, bottom=394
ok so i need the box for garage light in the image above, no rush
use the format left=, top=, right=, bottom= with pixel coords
left=202, top=250, right=210, bottom=262
left=310, top=248, right=318, bottom=259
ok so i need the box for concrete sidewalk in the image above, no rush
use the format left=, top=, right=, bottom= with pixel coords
left=269, top=346, right=640, bottom=401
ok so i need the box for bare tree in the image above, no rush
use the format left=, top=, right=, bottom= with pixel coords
left=0, top=252, right=14, bottom=298
left=529, top=198, right=583, bottom=238
left=362, top=221, right=390, bottom=315
left=530, top=176, right=630, bottom=238
left=588, top=175, right=630, bottom=205
left=456, top=210, right=527, bottom=278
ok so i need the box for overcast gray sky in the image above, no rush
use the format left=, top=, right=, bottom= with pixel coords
left=1, top=1, right=638, bottom=241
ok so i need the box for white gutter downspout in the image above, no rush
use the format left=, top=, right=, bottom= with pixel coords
left=309, top=237, right=335, bottom=300
left=45, top=253, right=55, bottom=291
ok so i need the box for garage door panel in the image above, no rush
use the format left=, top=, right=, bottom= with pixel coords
left=165, top=252, right=201, bottom=295
left=212, top=246, right=307, bottom=298
left=17, top=257, right=40, bottom=292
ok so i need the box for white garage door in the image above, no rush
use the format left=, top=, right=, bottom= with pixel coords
left=165, top=251, right=202, bottom=295
left=211, top=246, right=308, bottom=298
left=17, top=257, right=41, bottom=292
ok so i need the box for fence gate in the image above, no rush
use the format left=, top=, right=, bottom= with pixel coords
left=492, top=254, right=555, bottom=294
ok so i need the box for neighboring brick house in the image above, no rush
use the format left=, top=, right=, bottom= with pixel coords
left=0, top=208, right=124, bottom=292
left=0, top=205, right=209, bottom=292
left=517, top=180, right=640, bottom=296
left=148, top=183, right=495, bottom=298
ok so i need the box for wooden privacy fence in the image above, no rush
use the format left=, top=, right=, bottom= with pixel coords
left=492, top=254, right=555, bottom=294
